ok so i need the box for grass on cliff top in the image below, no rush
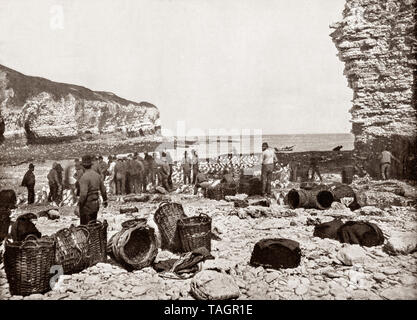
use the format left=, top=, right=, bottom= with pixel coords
left=0, top=64, right=156, bottom=108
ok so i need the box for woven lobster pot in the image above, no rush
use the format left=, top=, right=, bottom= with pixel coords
left=206, top=187, right=224, bottom=201
left=108, top=218, right=157, bottom=271
left=178, top=214, right=212, bottom=253
left=86, top=220, right=108, bottom=266
left=154, top=201, right=187, bottom=252
left=223, top=184, right=238, bottom=197
left=4, top=235, right=55, bottom=296
left=54, top=225, right=90, bottom=274
left=0, top=208, right=11, bottom=242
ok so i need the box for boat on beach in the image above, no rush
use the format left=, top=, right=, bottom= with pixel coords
left=275, top=145, right=295, bottom=152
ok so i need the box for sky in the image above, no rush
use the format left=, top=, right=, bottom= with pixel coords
left=0, top=0, right=352, bottom=136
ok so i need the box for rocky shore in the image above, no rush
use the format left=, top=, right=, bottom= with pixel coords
left=1, top=175, right=416, bottom=300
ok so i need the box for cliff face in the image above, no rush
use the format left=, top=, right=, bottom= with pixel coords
left=0, top=64, right=161, bottom=144
left=331, top=0, right=417, bottom=179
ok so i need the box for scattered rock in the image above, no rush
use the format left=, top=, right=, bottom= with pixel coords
left=295, top=284, right=309, bottom=296
left=190, top=270, right=240, bottom=300
left=380, top=287, right=417, bottom=300
left=357, top=206, right=384, bottom=216
left=337, top=245, right=367, bottom=266
left=383, top=232, right=417, bottom=255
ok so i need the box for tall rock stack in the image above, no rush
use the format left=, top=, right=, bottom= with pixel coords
left=330, top=0, right=417, bottom=180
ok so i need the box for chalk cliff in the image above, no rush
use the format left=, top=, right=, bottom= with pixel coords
left=0, top=64, right=160, bottom=144
left=331, top=0, right=416, bottom=179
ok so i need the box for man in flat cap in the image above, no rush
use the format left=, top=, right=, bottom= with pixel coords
left=77, top=154, right=108, bottom=225
left=21, top=163, right=36, bottom=204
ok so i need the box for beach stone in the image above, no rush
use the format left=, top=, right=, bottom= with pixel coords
left=337, top=245, right=367, bottom=266
left=380, top=287, right=417, bottom=300
left=399, top=275, right=417, bottom=286
left=383, top=232, right=417, bottom=255
left=190, top=270, right=240, bottom=300
left=155, top=186, right=168, bottom=194
left=358, top=206, right=384, bottom=216
left=295, top=284, right=309, bottom=296
left=264, top=272, right=280, bottom=284
left=202, top=258, right=237, bottom=272
left=287, top=277, right=300, bottom=289
left=381, top=267, right=400, bottom=275
left=323, top=270, right=342, bottom=279
left=373, top=273, right=386, bottom=282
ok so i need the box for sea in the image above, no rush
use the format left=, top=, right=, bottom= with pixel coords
left=161, top=133, right=354, bottom=161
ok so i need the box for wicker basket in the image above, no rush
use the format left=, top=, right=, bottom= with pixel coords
left=108, top=218, right=157, bottom=271
left=154, top=201, right=187, bottom=252
left=86, top=220, right=108, bottom=266
left=54, top=225, right=90, bottom=274
left=206, top=186, right=224, bottom=201
left=4, top=235, right=56, bottom=296
left=178, top=214, right=212, bottom=253
left=0, top=208, right=11, bottom=242
left=223, top=184, right=238, bottom=197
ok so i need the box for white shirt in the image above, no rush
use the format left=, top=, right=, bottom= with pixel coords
left=262, top=148, right=276, bottom=165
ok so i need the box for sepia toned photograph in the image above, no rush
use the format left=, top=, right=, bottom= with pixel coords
left=0, top=0, right=416, bottom=307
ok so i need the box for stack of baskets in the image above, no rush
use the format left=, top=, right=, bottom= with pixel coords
left=107, top=218, right=158, bottom=271
left=86, top=220, right=108, bottom=266
left=154, top=201, right=187, bottom=252
left=54, top=224, right=90, bottom=274
left=178, top=213, right=212, bottom=253
left=4, top=235, right=56, bottom=296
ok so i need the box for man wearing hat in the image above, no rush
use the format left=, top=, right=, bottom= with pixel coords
left=47, top=162, right=61, bottom=203
left=77, top=155, right=108, bottom=225
left=261, top=142, right=278, bottom=197
left=21, top=163, right=36, bottom=204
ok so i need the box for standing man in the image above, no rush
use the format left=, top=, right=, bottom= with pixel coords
left=47, top=163, right=61, bottom=203
left=146, top=153, right=157, bottom=187
left=308, top=155, right=323, bottom=182
left=165, top=150, right=174, bottom=189
left=158, top=152, right=172, bottom=192
left=261, top=142, right=277, bottom=197
left=114, top=158, right=127, bottom=195
left=107, top=156, right=117, bottom=194
left=182, top=151, right=192, bottom=185
left=191, top=150, right=199, bottom=184
left=21, top=163, right=36, bottom=204
left=129, top=154, right=144, bottom=193
left=74, top=158, right=85, bottom=196
left=77, top=155, right=108, bottom=225
left=97, top=156, right=109, bottom=181
left=55, top=163, right=64, bottom=204
left=379, top=148, right=400, bottom=180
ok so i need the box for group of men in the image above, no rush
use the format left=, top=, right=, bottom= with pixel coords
left=19, top=145, right=402, bottom=225
left=180, top=150, right=199, bottom=185
left=74, top=151, right=177, bottom=196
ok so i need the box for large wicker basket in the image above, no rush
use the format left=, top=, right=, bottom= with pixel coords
left=86, top=220, right=108, bottom=266
left=54, top=225, right=90, bottom=274
left=178, top=214, right=212, bottom=253
left=154, top=201, right=187, bottom=252
left=4, top=235, right=56, bottom=296
left=206, top=186, right=224, bottom=201
left=0, top=208, right=11, bottom=242
left=108, top=218, right=157, bottom=271
left=223, top=184, right=238, bottom=197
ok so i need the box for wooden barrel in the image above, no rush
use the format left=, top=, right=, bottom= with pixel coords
left=341, top=166, right=354, bottom=184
